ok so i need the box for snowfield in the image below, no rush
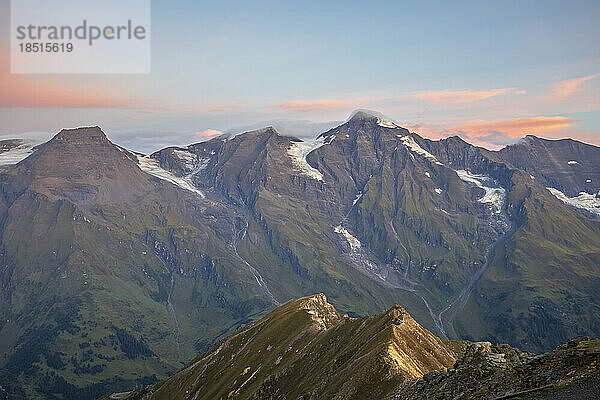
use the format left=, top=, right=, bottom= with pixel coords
left=173, top=149, right=211, bottom=173
left=173, top=149, right=198, bottom=169
left=398, top=135, right=443, bottom=166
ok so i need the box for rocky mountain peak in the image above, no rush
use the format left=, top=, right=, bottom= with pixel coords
left=52, top=126, right=109, bottom=144
left=296, top=293, right=342, bottom=330
left=386, top=304, right=410, bottom=323
left=21, top=126, right=137, bottom=172
left=6, top=126, right=152, bottom=203
left=230, top=126, right=281, bottom=140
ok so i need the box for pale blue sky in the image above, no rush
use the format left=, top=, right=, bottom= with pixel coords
left=1, top=0, right=599, bottom=152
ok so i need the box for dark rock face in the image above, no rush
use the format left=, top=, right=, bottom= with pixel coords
left=3, top=126, right=153, bottom=203
left=401, top=337, right=600, bottom=400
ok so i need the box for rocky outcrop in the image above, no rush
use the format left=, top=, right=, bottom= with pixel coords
left=396, top=337, right=600, bottom=400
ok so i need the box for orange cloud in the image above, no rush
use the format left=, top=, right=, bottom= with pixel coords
left=407, top=88, right=525, bottom=103
left=195, top=129, right=223, bottom=137
left=277, top=99, right=358, bottom=112
left=404, top=116, right=579, bottom=150
left=552, top=74, right=598, bottom=101
left=453, top=116, right=575, bottom=138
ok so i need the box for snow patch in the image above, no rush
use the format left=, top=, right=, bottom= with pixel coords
left=377, top=118, right=399, bottom=128
left=567, top=160, right=579, bottom=165
left=586, top=179, right=592, bottom=183
left=334, top=225, right=361, bottom=250
left=456, top=170, right=506, bottom=213
left=435, top=188, right=442, bottom=194
left=353, top=192, right=363, bottom=205
left=398, top=135, right=443, bottom=165
left=287, top=138, right=326, bottom=181
left=136, top=154, right=205, bottom=198
left=425, top=171, right=431, bottom=178
left=547, top=188, right=600, bottom=216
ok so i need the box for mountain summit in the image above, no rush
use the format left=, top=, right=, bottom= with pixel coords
left=4, top=126, right=152, bottom=203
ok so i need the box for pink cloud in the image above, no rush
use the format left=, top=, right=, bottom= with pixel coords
left=452, top=116, right=575, bottom=138
left=407, top=88, right=525, bottom=103
left=0, top=49, right=245, bottom=114
left=276, top=87, right=526, bottom=113
left=552, top=74, right=598, bottom=101
left=195, top=129, right=223, bottom=137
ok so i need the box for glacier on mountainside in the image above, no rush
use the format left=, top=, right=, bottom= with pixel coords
left=287, top=138, right=326, bottom=181
left=455, top=170, right=506, bottom=214
left=376, top=117, right=400, bottom=128
left=136, top=154, right=205, bottom=197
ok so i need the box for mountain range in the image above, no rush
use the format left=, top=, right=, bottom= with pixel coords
left=0, top=111, right=599, bottom=399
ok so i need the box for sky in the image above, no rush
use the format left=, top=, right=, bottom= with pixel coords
left=1, top=0, right=599, bottom=153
